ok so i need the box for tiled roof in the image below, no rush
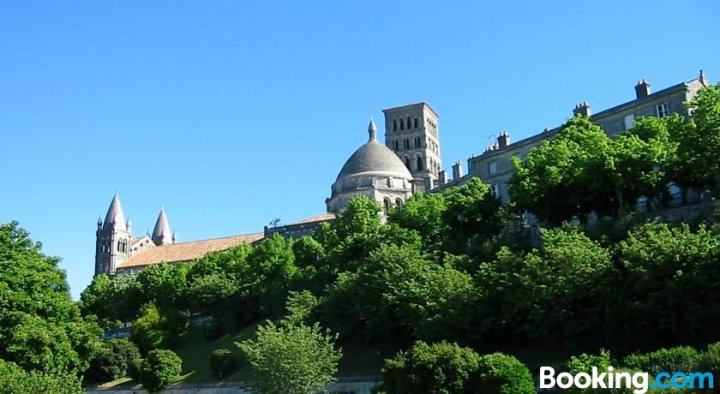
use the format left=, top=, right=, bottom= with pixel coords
left=290, top=212, right=336, bottom=224
left=117, top=232, right=264, bottom=270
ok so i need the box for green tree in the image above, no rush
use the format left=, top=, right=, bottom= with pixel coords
left=0, top=360, right=83, bottom=394
left=86, top=338, right=142, bottom=383
left=246, top=233, right=297, bottom=318
left=0, top=221, right=101, bottom=376
left=473, top=225, right=611, bottom=346
left=607, top=222, right=720, bottom=349
left=471, top=353, right=535, bottom=394
left=131, top=304, right=187, bottom=354
left=673, top=83, right=720, bottom=191
left=238, top=321, right=341, bottom=394
left=136, top=262, right=188, bottom=309
left=389, top=192, right=448, bottom=248
left=442, top=178, right=502, bottom=253
left=509, top=116, right=615, bottom=224
left=610, top=115, right=679, bottom=209
left=140, top=349, right=182, bottom=393
left=381, top=340, right=480, bottom=394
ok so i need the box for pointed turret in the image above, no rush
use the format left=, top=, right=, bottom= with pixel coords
left=368, top=119, right=377, bottom=142
left=103, top=194, right=126, bottom=231
left=152, top=208, right=172, bottom=245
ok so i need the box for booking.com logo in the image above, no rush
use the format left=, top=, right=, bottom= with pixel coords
left=540, top=366, right=714, bottom=393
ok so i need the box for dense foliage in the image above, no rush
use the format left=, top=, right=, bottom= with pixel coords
left=0, top=221, right=101, bottom=385
left=238, top=321, right=341, bottom=394
left=381, top=341, right=480, bottom=394
left=86, top=338, right=141, bottom=382
left=72, top=84, right=720, bottom=390
left=140, top=349, right=183, bottom=393
left=0, top=360, right=83, bottom=394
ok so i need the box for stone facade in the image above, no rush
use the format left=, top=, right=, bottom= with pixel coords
left=432, top=72, right=711, bottom=204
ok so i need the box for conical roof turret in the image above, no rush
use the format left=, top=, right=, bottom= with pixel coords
left=368, top=119, right=377, bottom=142
left=152, top=207, right=172, bottom=245
left=103, top=194, right=126, bottom=231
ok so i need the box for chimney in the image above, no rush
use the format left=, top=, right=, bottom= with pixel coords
left=497, top=131, right=510, bottom=149
left=699, top=70, right=709, bottom=87
left=452, top=161, right=463, bottom=179
left=573, top=101, right=591, bottom=117
left=635, top=79, right=651, bottom=98
left=438, top=170, right=447, bottom=185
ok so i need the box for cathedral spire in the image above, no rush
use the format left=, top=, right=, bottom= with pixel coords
left=152, top=207, right=172, bottom=245
left=368, top=119, right=377, bottom=142
left=103, top=193, right=126, bottom=231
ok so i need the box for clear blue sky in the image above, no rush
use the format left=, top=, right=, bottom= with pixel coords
left=1, top=1, right=718, bottom=299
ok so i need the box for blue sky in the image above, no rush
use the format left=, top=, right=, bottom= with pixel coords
left=1, top=1, right=718, bottom=299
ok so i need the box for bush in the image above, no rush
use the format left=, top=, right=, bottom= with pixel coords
left=381, top=340, right=479, bottom=394
left=238, top=321, right=341, bottom=394
left=127, top=357, right=143, bottom=382
left=562, top=350, right=614, bottom=394
left=471, top=353, right=535, bottom=394
left=0, top=360, right=83, bottom=394
left=203, top=317, right=224, bottom=341
left=210, top=348, right=238, bottom=379
left=695, top=342, right=720, bottom=382
left=140, top=349, right=183, bottom=393
left=623, top=346, right=699, bottom=375
left=86, top=338, right=141, bottom=382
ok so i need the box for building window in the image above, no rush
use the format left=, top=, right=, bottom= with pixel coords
left=383, top=198, right=391, bottom=213
left=414, top=137, right=421, bottom=148
left=400, top=119, right=404, bottom=130
left=407, top=117, right=411, bottom=129
left=624, top=114, right=635, bottom=130
left=416, top=156, right=423, bottom=171
left=403, top=139, right=410, bottom=149
left=396, top=198, right=403, bottom=208
left=392, top=140, right=399, bottom=151
left=488, top=161, right=498, bottom=175
left=656, top=103, right=668, bottom=118
left=414, top=117, right=418, bottom=128
left=393, top=120, right=397, bottom=131
left=404, top=157, right=411, bottom=170
left=490, top=184, right=498, bottom=196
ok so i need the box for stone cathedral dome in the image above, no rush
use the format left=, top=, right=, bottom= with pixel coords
left=327, top=120, right=414, bottom=214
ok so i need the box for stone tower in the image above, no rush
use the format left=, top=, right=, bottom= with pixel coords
left=95, top=194, right=132, bottom=276
left=382, top=103, right=442, bottom=192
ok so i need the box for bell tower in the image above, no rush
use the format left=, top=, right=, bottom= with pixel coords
left=383, top=102, right=442, bottom=192
left=95, top=194, right=132, bottom=276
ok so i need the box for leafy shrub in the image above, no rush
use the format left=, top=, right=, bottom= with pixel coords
left=623, top=346, right=699, bottom=375
left=238, top=321, right=341, bottom=394
left=131, top=304, right=172, bottom=354
left=140, top=349, right=183, bottom=393
left=203, top=317, right=224, bottom=341
left=471, top=353, right=535, bottom=394
left=562, top=350, right=614, bottom=394
left=210, top=348, right=238, bottom=378
left=127, top=357, right=143, bottom=382
left=0, top=360, right=83, bottom=394
left=381, top=340, right=479, bottom=394
left=86, top=338, right=141, bottom=382
left=695, top=342, right=720, bottom=381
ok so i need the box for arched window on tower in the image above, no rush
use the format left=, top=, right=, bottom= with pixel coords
left=407, top=117, right=411, bottom=129
left=123, top=239, right=128, bottom=253
left=396, top=198, right=403, bottom=209
left=400, top=120, right=404, bottom=130
left=117, top=240, right=121, bottom=252
left=414, top=117, right=418, bottom=128
left=416, top=156, right=423, bottom=171
left=404, top=157, right=411, bottom=170
left=393, top=120, right=397, bottom=131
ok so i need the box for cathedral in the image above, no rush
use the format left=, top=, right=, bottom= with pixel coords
left=95, top=103, right=442, bottom=276
left=95, top=71, right=710, bottom=277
